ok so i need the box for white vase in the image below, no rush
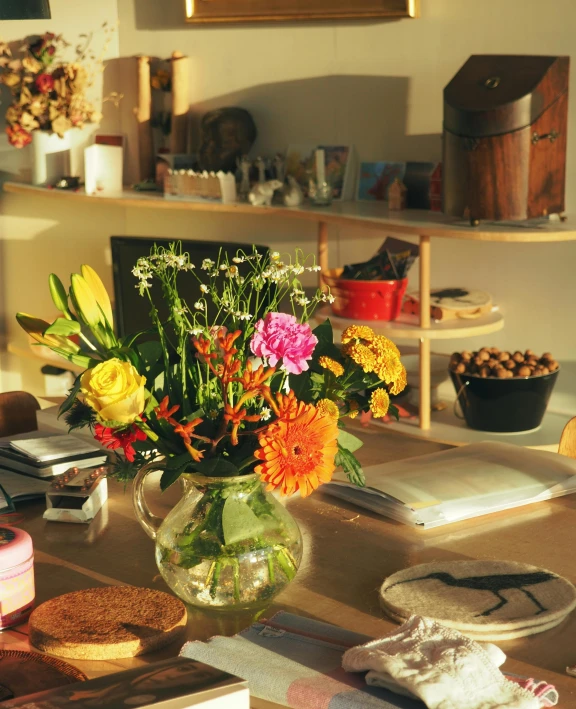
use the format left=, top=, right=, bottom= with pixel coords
left=31, top=131, right=72, bottom=186
left=31, top=126, right=95, bottom=185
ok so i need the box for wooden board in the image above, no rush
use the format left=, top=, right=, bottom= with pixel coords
left=185, top=0, right=418, bottom=23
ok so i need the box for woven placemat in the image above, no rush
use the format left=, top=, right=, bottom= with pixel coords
left=381, top=601, right=570, bottom=641
left=0, top=650, right=86, bottom=700
left=380, top=560, right=576, bottom=635
left=29, top=586, right=187, bottom=660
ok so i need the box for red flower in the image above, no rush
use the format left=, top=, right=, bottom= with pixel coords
left=94, top=423, right=147, bottom=463
left=6, top=124, right=32, bottom=149
left=35, top=73, right=54, bottom=94
left=154, top=395, right=180, bottom=426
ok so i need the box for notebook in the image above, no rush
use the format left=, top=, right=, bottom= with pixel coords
left=323, top=442, right=576, bottom=528
left=0, top=469, right=50, bottom=513
left=0, top=434, right=107, bottom=478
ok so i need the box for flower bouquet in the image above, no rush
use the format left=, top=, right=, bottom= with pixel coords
left=17, top=243, right=406, bottom=607
left=0, top=28, right=118, bottom=147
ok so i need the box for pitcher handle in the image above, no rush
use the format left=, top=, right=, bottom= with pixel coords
left=132, top=458, right=166, bottom=541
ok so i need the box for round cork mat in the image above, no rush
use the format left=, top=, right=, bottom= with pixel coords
left=29, top=586, right=187, bottom=660
left=0, top=650, right=86, bottom=700
left=380, top=560, right=576, bottom=636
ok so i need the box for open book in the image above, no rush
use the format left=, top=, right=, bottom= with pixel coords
left=324, top=442, right=576, bottom=528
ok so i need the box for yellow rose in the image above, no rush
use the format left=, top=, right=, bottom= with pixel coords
left=81, top=359, right=146, bottom=424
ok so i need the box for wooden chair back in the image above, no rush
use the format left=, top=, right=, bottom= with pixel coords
left=0, top=391, right=40, bottom=438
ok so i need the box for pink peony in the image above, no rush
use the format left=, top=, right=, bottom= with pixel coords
left=250, top=312, right=317, bottom=375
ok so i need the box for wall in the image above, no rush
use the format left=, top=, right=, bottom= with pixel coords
left=2, top=0, right=576, bottom=398
left=0, top=0, right=119, bottom=392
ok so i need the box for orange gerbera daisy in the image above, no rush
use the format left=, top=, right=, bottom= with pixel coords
left=254, top=401, right=339, bottom=498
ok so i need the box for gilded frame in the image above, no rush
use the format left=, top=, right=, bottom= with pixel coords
left=185, top=0, right=419, bottom=24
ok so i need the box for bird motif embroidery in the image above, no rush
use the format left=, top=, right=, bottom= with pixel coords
left=385, top=571, right=556, bottom=617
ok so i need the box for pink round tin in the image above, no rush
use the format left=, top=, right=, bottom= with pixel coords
left=0, top=526, right=34, bottom=629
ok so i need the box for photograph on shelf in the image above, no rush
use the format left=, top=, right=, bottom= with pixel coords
left=286, top=144, right=354, bottom=200
left=357, top=160, right=442, bottom=210
left=357, top=161, right=406, bottom=201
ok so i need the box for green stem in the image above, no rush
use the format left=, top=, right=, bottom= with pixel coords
left=233, top=558, right=240, bottom=601
left=267, top=553, right=275, bottom=584
left=276, top=547, right=297, bottom=581
left=210, top=560, right=222, bottom=599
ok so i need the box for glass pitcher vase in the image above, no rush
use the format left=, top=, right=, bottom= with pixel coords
left=132, top=461, right=303, bottom=611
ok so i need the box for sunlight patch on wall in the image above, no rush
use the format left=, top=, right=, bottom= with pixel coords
left=0, top=215, right=59, bottom=241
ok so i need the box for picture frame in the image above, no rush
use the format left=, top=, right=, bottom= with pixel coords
left=286, top=144, right=355, bottom=201
left=185, top=0, right=418, bottom=24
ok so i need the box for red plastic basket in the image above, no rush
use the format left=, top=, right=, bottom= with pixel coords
left=323, top=269, right=408, bottom=321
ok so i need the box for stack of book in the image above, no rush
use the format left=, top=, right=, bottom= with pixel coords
left=0, top=434, right=107, bottom=479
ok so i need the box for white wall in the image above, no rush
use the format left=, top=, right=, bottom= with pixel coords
left=2, top=0, right=576, bottom=397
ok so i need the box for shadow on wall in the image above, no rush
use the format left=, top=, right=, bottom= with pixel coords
left=103, top=63, right=441, bottom=183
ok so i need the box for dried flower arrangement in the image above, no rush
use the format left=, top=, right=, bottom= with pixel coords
left=0, top=25, right=120, bottom=148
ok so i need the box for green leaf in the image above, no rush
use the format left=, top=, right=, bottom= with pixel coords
left=313, top=318, right=333, bottom=345
left=335, top=444, right=366, bottom=487
left=160, top=467, right=181, bottom=491
left=388, top=403, right=400, bottom=421
left=137, top=341, right=164, bottom=369
left=44, top=318, right=81, bottom=336
left=222, top=496, right=265, bottom=545
left=312, top=318, right=341, bottom=359
left=289, top=371, right=314, bottom=404
left=42, top=344, right=99, bottom=369
left=337, top=429, right=364, bottom=454
left=58, top=375, right=83, bottom=419
left=193, top=458, right=239, bottom=477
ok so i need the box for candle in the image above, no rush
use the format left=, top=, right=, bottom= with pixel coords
left=315, top=148, right=326, bottom=185
left=136, top=56, right=154, bottom=181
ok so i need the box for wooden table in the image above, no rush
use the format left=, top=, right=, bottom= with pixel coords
left=4, top=424, right=576, bottom=707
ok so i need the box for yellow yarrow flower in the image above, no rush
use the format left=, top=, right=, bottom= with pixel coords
left=341, top=325, right=375, bottom=344
left=371, top=334, right=400, bottom=358
left=318, top=356, right=344, bottom=377
left=342, top=342, right=376, bottom=373
left=347, top=401, right=360, bottom=419
left=370, top=388, right=390, bottom=418
left=316, top=398, right=339, bottom=419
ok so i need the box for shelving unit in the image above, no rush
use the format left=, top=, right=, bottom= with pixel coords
left=4, top=181, right=576, bottom=437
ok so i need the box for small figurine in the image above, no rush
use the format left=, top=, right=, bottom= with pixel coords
left=255, top=156, right=267, bottom=184
left=283, top=175, right=304, bottom=207
left=273, top=153, right=286, bottom=184
left=238, top=155, right=252, bottom=201
left=249, top=179, right=283, bottom=207
left=388, top=178, right=407, bottom=211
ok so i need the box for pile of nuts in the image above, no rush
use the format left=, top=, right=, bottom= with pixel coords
left=450, top=348, right=559, bottom=379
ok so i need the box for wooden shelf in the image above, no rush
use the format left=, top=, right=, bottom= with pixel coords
left=3, top=181, right=576, bottom=242
left=316, top=307, right=504, bottom=340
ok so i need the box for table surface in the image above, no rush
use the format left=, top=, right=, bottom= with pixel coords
left=5, top=423, right=576, bottom=708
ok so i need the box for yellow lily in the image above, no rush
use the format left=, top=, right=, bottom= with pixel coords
left=81, top=265, right=113, bottom=328
left=71, top=273, right=105, bottom=330
left=16, top=313, right=80, bottom=353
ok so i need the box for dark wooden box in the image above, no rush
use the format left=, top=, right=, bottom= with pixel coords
left=443, top=55, right=569, bottom=223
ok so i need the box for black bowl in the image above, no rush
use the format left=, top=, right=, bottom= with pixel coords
left=450, top=368, right=560, bottom=433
